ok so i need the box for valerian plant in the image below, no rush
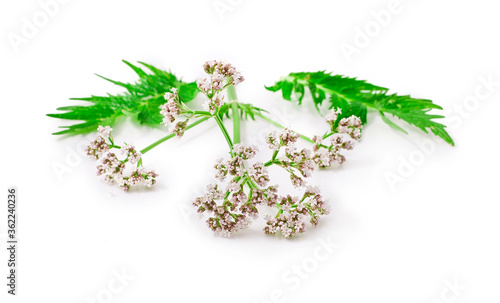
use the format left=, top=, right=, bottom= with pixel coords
left=48, top=60, right=453, bottom=238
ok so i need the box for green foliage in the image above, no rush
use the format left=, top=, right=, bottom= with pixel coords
left=47, top=60, right=200, bottom=135
left=218, top=102, right=267, bottom=120
left=266, top=71, right=454, bottom=145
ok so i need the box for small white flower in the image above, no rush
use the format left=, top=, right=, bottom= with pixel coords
left=325, top=108, right=342, bottom=124
left=97, top=125, right=112, bottom=138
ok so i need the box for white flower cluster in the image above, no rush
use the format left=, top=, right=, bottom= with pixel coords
left=159, top=88, right=189, bottom=138
left=266, top=128, right=315, bottom=188
left=160, top=88, right=181, bottom=125
left=311, top=109, right=364, bottom=168
left=197, top=60, right=244, bottom=114
left=87, top=126, right=158, bottom=191
left=194, top=143, right=274, bottom=237
left=194, top=134, right=331, bottom=238
left=264, top=187, right=330, bottom=238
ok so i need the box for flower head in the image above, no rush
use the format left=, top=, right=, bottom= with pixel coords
left=87, top=126, right=157, bottom=191
left=121, top=143, right=142, bottom=164
left=197, top=60, right=244, bottom=114
left=160, top=88, right=182, bottom=125
left=172, top=120, right=189, bottom=138
left=325, top=108, right=342, bottom=125
left=86, top=136, right=109, bottom=160
left=338, top=115, right=363, bottom=141
left=97, top=125, right=112, bottom=138
left=279, top=128, right=300, bottom=146
left=202, top=60, right=244, bottom=86
left=264, top=131, right=278, bottom=151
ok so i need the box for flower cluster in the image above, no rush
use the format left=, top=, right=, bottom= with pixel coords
left=86, top=126, right=113, bottom=160
left=159, top=88, right=190, bottom=138
left=338, top=115, right=363, bottom=140
left=86, top=136, right=109, bottom=160
left=202, top=60, right=244, bottom=86
left=324, top=108, right=363, bottom=141
left=160, top=88, right=181, bottom=124
left=266, top=128, right=315, bottom=187
left=194, top=144, right=271, bottom=237
left=265, top=128, right=300, bottom=151
left=197, top=60, right=244, bottom=114
left=97, top=125, right=112, bottom=138
left=194, top=133, right=330, bottom=238
left=121, top=143, right=142, bottom=164
left=86, top=126, right=158, bottom=191
left=325, top=108, right=342, bottom=125
left=264, top=186, right=330, bottom=238
left=193, top=107, right=366, bottom=238
left=310, top=109, right=364, bottom=168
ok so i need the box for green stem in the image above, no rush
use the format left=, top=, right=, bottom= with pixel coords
left=140, top=117, right=210, bottom=154
left=263, top=150, right=280, bottom=167
left=231, top=103, right=240, bottom=144
left=323, top=132, right=336, bottom=140
left=227, top=86, right=240, bottom=144
left=189, top=110, right=212, bottom=116
left=271, top=150, right=278, bottom=161
left=254, top=112, right=315, bottom=144
left=214, top=113, right=234, bottom=155
left=264, top=160, right=284, bottom=167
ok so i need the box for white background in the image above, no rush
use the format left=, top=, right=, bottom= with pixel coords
left=1, top=0, right=499, bottom=302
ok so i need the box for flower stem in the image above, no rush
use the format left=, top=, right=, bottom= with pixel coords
left=254, top=112, right=316, bottom=144
left=264, top=160, right=274, bottom=167
left=190, top=110, right=212, bottom=116
left=140, top=117, right=210, bottom=154
left=271, top=150, right=278, bottom=161
left=214, top=113, right=234, bottom=156
left=227, top=86, right=240, bottom=144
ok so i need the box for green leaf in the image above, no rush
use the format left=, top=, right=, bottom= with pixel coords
left=237, top=103, right=268, bottom=120
left=281, top=80, right=293, bottom=101
left=218, top=103, right=267, bottom=121
left=48, top=61, right=200, bottom=135
left=122, top=60, right=147, bottom=77
left=265, top=82, right=282, bottom=92
left=178, top=82, right=199, bottom=102
left=329, top=96, right=368, bottom=127
left=267, top=71, right=454, bottom=146
left=293, top=81, right=305, bottom=103
left=379, top=111, right=408, bottom=134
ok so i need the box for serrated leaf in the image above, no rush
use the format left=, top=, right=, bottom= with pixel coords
left=122, top=60, right=147, bottom=77
left=379, top=111, right=408, bottom=134
left=48, top=61, right=200, bottom=135
left=267, top=71, right=454, bottom=145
